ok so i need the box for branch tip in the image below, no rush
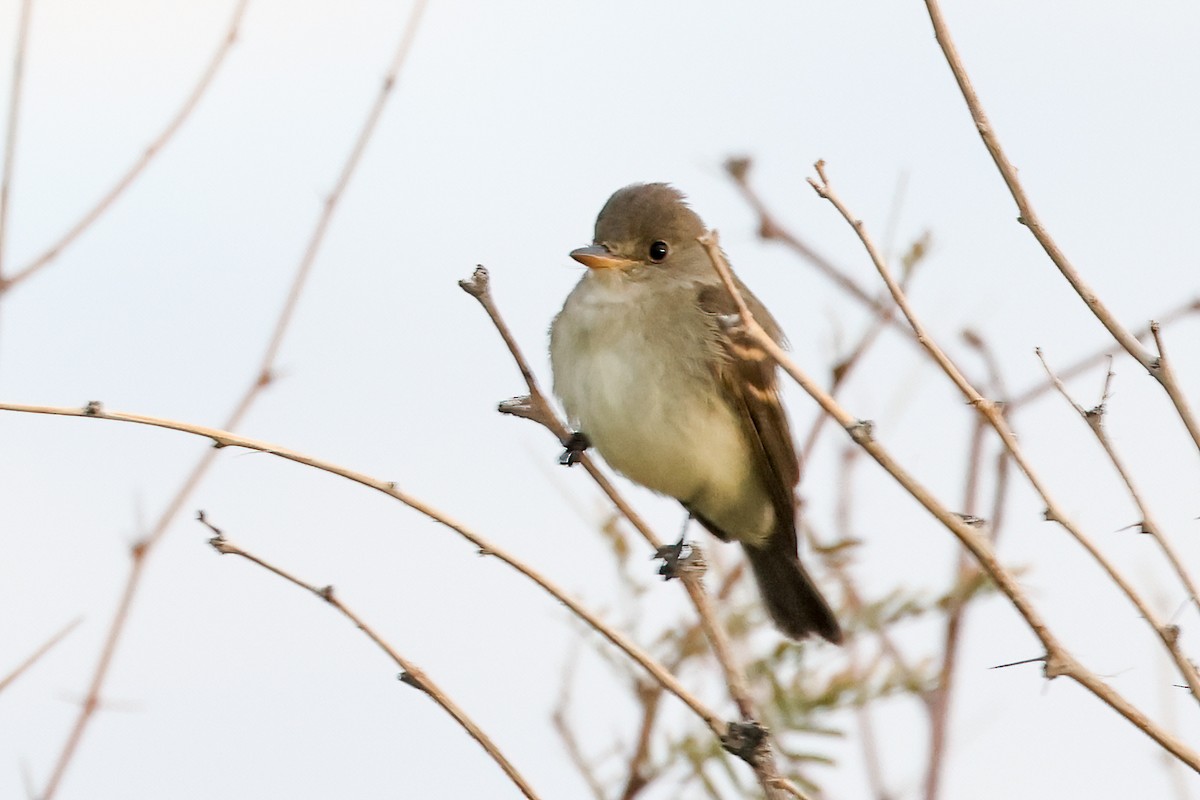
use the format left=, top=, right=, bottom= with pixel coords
left=458, top=266, right=490, bottom=299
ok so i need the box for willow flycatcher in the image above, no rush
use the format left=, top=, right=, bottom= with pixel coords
left=549, top=183, right=842, bottom=643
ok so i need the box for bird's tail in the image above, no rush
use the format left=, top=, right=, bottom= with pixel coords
left=743, top=537, right=842, bottom=644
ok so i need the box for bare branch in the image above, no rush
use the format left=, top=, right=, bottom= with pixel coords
left=0, top=0, right=34, bottom=284
left=920, top=0, right=1200, bottom=454
left=806, top=160, right=1200, bottom=704
left=198, top=513, right=542, bottom=800
left=695, top=227, right=1200, bottom=772
left=0, top=401, right=728, bottom=742
left=34, top=6, right=430, bottom=795
left=0, top=0, right=250, bottom=294
left=0, top=618, right=81, bottom=695
left=1036, top=349, right=1200, bottom=615
left=1007, top=299, right=1200, bottom=411
left=550, top=655, right=608, bottom=800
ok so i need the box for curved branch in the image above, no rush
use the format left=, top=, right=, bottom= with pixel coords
left=198, top=514, right=542, bottom=800
left=0, top=400, right=727, bottom=742
left=1, top=0, right=250, bottom=294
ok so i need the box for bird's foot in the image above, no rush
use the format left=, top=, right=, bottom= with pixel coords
left=655, top=538, right=705, bottom=580
left=721, top=720, right=769, bottom=765
left=558, top=431, right=590, bottom=466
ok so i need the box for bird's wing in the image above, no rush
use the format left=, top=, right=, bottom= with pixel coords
left=695, top=281, right=800, bottom=536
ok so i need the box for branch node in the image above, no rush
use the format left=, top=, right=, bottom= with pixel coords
left=398, top=670, right=427, bottom=692
left=847, top=419, right=875, bottom=444
left=1162, top=624, right=1181, bottom=646
left=1043, top=653, right=1071, bottom=679
left=83, top=400, right=103, bottom=416
left=319, top=585, right=335, bottom=602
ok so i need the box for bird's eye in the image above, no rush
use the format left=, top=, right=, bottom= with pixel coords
left=648, top=241, right=669, bottom=262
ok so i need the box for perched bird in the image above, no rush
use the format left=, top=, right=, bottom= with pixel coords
left=549, top=183, right=842, bottom=644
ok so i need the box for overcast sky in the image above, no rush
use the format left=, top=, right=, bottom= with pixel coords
left=1, top=1, right=1198, bottom=798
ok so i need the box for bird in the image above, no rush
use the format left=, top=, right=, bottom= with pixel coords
left=549, top=183, right=842, bottom=644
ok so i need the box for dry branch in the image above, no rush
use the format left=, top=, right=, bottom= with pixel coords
left=920, top=0, right=1200, bottom=454
left=31, top=5, right=430, bottom=794
left=696, top=228, right=1200, bottom=772
left=0, top=400, right=727, bottom=743
left=0, top=618, right=81, bottom=695
left=806, top=161, right=1200, bottom=704
left=0, top=0, right=249, bottom=294
left=198, top=512, right=542, bottom=800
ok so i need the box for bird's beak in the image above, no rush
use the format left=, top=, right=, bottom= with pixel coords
left=570, top=244, right=638, bottom=271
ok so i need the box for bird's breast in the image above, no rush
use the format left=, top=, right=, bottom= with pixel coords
left=549, top=276, right=767, bottom=534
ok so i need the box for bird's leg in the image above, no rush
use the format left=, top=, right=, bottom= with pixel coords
left=656, top=512, right=706, bottom=580
left=558, top=431, right=590, bottom=467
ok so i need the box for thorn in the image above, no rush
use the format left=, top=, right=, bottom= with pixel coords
left=989, top=655, right=1047, bottom=670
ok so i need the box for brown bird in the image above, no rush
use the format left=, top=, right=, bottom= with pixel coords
left=549, top=183, right=842, bottom=643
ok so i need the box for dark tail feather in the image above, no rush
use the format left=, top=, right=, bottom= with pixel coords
left=743, top=537, right=842, bottom=644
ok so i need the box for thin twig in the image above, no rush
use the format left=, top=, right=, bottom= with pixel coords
left=925, top=415, right=987, bottom=800
left=696, top=229, right=1200, bottom=772
left=1036, top=349, right=1200, bottom=615
left=921, top=0, right=1200, bottom=454
left=1006, top=299, right=1200, bottom=411
left=551, top=654, right=608, bottom=800
left=618, top=649, right=687, bottom=800
left=33, top=7, right=429, bottom=795
left=806, top=161, right=1200, bottom=704
left=799, top=235, right=928, bottom=465
left=197, top=514, right=541, bottom=800
left=0, top=618, right=81, bottom=695
left=828, top=447, right=922, bottom=687
left=725, top=157, right=885, bottom=314
left=830, top=448, right=896, bottom=800
left=0, top=0, right=34, bottom=283
left=924, top=330, right=1016, bottom=800
left=0, top=0, right=249, bottom=294
left=0, top=401, right=727, bottom=741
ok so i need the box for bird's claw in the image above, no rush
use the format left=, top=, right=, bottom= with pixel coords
left=558, top=431, right=591, bottom=466
left=655, top=537, right=705, bottom=580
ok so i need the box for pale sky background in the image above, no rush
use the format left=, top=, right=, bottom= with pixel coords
left=1, top=1, right=1198, bottom=798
